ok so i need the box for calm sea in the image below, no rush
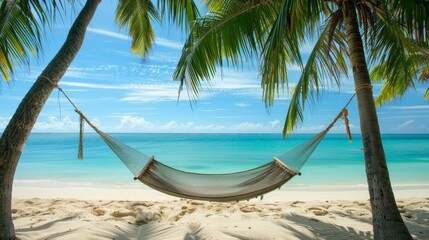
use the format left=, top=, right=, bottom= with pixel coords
left=14, top=133, right=429, bottom=188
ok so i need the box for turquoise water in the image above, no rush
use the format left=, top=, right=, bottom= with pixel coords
left=15, top=133, right=429, bottom=187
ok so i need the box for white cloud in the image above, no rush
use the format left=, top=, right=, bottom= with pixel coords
left=400, top=120, right=415, bottom=127
left=234, top=102, right=250, bottom=107
left=114, top=116, right=282, bottom=133
left=387, top=105, right=429, bottom=110
left=0, top=117, right=10, bottom=130
left=270, top=119, right=280, bottom=128
left=379, top=115, right=428, bottom=120
left=34, top=116, right=80, bottom=131
left=115, top=116, right=226, bottom=132
left=87, top=28, right=184, bottom=50
left=116, top=116, right=155, bottom=130
left=87, top=27, right=130, bottom=40
left=61, top=81, right=123, bottom=90
left=200, top=108, right=227, bottom=112
left=120, top=85, right=184, bottom=102
left=154, top=37, right=183, bottom=50
left=64, top=63, right=175, bottom=81
left=31, top=115, right=101, bottom=132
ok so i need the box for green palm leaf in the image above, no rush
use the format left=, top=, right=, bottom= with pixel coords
left=115, top=0, right=159, bottom=57
left=157, top=0, right=200, bottom=31
left=260, top=0, right=327, bottom=106
left=0, top=0, right=69, bottom=82
left=283, top=20, right=348, bottom=136
left=174, top=0, right=278, bottom=99
left=386, top=0, right=429, bottom=43
left=367, top=15, right=429, bottom=104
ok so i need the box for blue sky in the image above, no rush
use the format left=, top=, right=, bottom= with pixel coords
left=1, top=1, right=428, bottom=134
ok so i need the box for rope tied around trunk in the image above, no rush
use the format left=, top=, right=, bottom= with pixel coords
left=355, top=83, right=373, bottom=93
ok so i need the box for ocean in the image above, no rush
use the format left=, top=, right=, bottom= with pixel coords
left=14, top=133, right=429, bottom=189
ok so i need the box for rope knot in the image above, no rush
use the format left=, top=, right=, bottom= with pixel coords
left=355, top=83, right=373, bottom=93
left=342, top=109, right=352, bottom=142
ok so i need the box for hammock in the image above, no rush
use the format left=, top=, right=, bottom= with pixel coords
left=57, top=86, right=353, bottom=202
left=96, top=129, right=327, bottom=202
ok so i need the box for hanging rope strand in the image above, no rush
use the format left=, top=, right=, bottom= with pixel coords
left=78, top=115, right=84, bottom=159
left=54, top=83, right=101, bottom=133
left=40, top=76, right=101, bottom=159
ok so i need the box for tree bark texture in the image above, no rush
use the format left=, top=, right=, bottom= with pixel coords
left=342, top=1, right=412, bottom=239
left=0, top=0, right=101, bottom=239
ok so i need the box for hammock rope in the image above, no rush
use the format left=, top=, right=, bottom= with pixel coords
left=51, top=81, right=356, bottom=202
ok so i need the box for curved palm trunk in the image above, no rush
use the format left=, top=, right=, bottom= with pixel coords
left=342, top=1, right=411, bottom=239
left=0, top=0, right=100, bottom=238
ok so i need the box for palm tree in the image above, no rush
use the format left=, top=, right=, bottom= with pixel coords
left=174, top=0, right=429, bottom=239
left=0, top=0, right=199, bottom=239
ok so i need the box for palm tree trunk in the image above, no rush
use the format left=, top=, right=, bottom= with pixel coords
left=342, top=1, right=411, bottom=239
left=0, top=0, right=100, bottom=238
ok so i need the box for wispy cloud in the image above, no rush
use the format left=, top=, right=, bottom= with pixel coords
left=33, top=116, right=79, bottom=131
left=64, top=63, right=175, bottom=82
left=200, top=108, right=227, bottom=112
left=379, top=115, right=428, bottom=120
left=387, top=105, right=429, bottom=110
left=400, top=120, right=415, bottom=127
left=87, top=27, right=184, bottom=50
left=234, top=102, right=250, bottom=107
left=120, top=88, right=182, bottom=102
left=0, top=117, right=11, bottom=130
left=114, top=116, right=282, bottom=133
left=154, top=37, right=183, bottom=50
left=32, top=115, right=101, bottom=132
left=61, top=81, right=125, bottom=90
left=115, top=116, right=227, bottom=132
left=87, top=27, right=130, bottom=40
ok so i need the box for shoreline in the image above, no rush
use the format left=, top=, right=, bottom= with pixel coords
left=13, top=182, right=429, bottom=201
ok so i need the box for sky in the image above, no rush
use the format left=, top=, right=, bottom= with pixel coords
left=1, top=1, right=428, bottom=134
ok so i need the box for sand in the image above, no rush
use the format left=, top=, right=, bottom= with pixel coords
left=11, top=185, right=429, bottom=239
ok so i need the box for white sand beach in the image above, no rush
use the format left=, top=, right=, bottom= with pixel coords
left=12, top=185, right=429, bottom=239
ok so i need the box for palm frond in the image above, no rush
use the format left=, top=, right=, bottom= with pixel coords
left=260, top=0, right=328, bottom=106
left=367, top=14, right=429, bottom=105
left=371, top=50, right=429, bottom=104
left=282, top=19, right=348, bottom=137
left=418, top=65, right=429, bottom=82
left=115, top=0, right=160, bottom=57
left=174, top=0, right=278, bottom=99
left=386, top=0, right=429, bottom=43
left=157, top=0, right=200, bottom=31
left=0, top=0, right=70, bottom=82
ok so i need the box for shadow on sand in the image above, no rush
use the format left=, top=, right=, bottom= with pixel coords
left=15, top=204, right=428, bottom=239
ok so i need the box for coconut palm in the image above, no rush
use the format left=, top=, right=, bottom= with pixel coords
left=174, top=0, right=429, bottom=239
left=0, top=0, right=199, bottom=238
